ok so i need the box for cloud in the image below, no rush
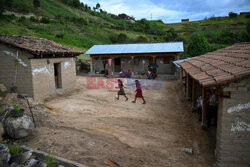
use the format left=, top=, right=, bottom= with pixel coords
left=80, top=0, right=250, bottom=23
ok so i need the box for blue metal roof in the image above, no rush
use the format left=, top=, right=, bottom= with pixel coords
left=85, top=42, right=184, bottom=55
left=173, top=58, right=191, bottom=68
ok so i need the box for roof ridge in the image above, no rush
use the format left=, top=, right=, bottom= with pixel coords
left=92, top=41, right=183, bottom=46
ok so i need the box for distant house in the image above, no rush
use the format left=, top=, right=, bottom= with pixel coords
left=85, top=42, right=184, bottom=76
left=176, top=43, right=250, bottom=167
left=240, top=12, right=250, bottom=15
left=181, top=19, right=189, bottom=22
left=0, top=35, right=83, bottom=100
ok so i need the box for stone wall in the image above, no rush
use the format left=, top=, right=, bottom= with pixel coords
left=0, top=44, right=34, bottom=97
left=31, top=58, right=76, bottom=100
left=216, top=76, right=250, bottom=167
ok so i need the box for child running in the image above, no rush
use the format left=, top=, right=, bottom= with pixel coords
left=116, top=79, right=128, bottom=101
left=132, top=80, right=146, bottom=104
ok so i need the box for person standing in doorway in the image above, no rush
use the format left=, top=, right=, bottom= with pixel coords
left=132, top=80, right=146, bottom=104
left=116, top=79, right=128, bottom=101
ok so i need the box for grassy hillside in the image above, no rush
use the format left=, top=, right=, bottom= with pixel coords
left=0, top=0, right=249, bottom=60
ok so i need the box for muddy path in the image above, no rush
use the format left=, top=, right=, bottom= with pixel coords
left=20, top=76, right=216, bottom=167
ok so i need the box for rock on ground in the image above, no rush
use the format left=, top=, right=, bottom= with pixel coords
left=4, top=115, right=35, bottom=139
left=0, top=144, right=11, bottom=167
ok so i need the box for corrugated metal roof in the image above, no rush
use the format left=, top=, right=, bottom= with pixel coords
left=85, top=42, right=184, bottom=55
left=173, top=58, right=191, bottom=68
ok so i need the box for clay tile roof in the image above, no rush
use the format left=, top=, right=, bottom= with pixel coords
left=177, top=42, right=250, bottom=87
left=0, top=35, right=83, bottom=55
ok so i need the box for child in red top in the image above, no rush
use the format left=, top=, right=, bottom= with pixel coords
left=116, top=79, right=128, bottom=101
left=104, top=68, right=109, bottom=77
left=132, top=80, right=146, bottom=104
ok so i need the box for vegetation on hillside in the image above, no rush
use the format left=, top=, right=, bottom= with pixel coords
left=0, top=0, right=249, bottom=59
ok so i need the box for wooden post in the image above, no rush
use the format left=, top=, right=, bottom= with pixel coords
left=180, top=68, right=183, bottom=84
left=152, top=56, right=156, bottom=64
left=187, top=74, right=191, bottom=99
left=131, top=56, right=134, bottom=75
left=91, top=56, right=95, bottom=74
left=192, top=79, right=197, bottom=105
left=90, top=56, right=93, bottom=74
left=202, top=86, right=207, bottom=127
left=26, top=98, right=36, bottom=127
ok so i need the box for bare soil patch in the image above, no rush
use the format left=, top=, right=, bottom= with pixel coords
left=19, top=76, right=216, bottom=167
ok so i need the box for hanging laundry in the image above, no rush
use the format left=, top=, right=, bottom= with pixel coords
left=108, top=59, right=112, bottom=66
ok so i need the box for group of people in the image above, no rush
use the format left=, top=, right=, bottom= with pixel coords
left=194, top=88, right=218, bottom=127
left=116, top=79, right=146, bottom=104
left=119, top=69, right=132, bottom=78
left=147, top=68, right=157, bottom=79
left=104, top=69, right=132, bottom=78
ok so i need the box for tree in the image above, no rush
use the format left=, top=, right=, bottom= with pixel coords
left=33, top=0, right=40, bottom=8
left=0, top=0, right=4, bottom=17
left=96, top=3, right=100, bottom=10
left=69, top=0, right=80, bottom=8
left=228, top=12, right=237, bottom=18
left=118, top=13, right=129, bottom=20
left=187, top=34, right=210, bottom=57
left=164, top=28, right=178, bottom=41
left=117, top=33, right=127, bottom=43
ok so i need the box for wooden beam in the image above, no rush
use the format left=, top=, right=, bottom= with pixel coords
left=202, top=86, right=207, bottom=127
left=216, top=87, right=230, bottom=97
left=192, top=79, right=197, bottom=105
left=180, top=68, right=183, bottom=83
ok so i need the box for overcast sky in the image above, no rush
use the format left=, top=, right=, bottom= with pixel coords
left=80, top=0, right=250, bottom=23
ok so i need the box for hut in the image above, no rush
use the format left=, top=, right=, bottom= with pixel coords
left=176, top=42, right=250, bottom=167
left=0, top=35, right=83, bottom=100
left=85, top=42, right=184, bottom=77
left=181, top=19, right=189, bottom=22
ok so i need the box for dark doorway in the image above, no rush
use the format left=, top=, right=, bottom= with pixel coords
left=54, top=63, right=62, bottom=89
left=114, top=58, right=121, bottom=72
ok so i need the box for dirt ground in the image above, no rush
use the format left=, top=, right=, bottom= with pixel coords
left=19, top=76, right=216, bottom=167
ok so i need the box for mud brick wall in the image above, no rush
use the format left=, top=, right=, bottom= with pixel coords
left=0, top=44, right=34, bottom=97
left=31, top=58, right=76, bottom=100
left=216, top=76, right=250, bottom=167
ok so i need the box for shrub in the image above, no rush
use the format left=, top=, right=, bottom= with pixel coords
left=174, top=36, right=187, bottom=44
left=18, top=16, right=26, bottom=22
left=3, top=141, right=21, bottom=156
left=55, top=33, right=64, bottom=39
left=187, top=34, right=210, bottom=57
left=229, top=12, right=237, bottom=18
left=109, top=34, right=118, bottom=43
left=135, top=35, right=149, bottom=43
left=117, top=33, right=127, bottom=43
left=30, top=16, right=38, bottom=23
left=40, top=17, right=50, bottom=24
left=45, top=151, right=56, bottom=167
left=217, top=30, right=241, bottom=44
left=164, top=28, right=178, bottom=41
left=33, top=0, right=40, bottom=8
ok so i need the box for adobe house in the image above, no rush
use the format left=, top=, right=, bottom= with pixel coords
left=181, top=19, right=189, bottom=22
left=0, top=35, right=83, bottom=100
left=85, top=42, right=184, bottom=76
left=176, top=43, right=250, bottom=167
